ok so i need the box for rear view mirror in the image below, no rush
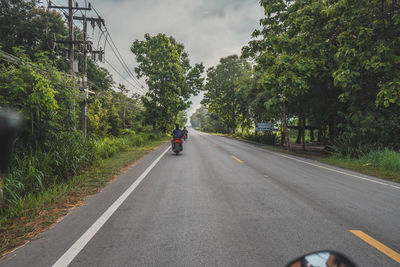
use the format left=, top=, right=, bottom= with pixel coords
left=286, top=250, right=356, bottom=267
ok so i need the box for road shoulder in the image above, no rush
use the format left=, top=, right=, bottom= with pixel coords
left=214, top=133, right=400, bottom=183
left=0, top=138, right=169, bottom=260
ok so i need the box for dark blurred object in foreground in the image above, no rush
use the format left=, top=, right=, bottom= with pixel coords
left=0, top=109, right=22, bottom=174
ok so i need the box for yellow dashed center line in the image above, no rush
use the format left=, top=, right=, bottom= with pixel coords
left=213, top=144, right=217, bottom=147
left=350, top=230, right=400, bottom=263
left=231, top=155, right=243, bottom=163
left=264, top=175, right=269, bottom=178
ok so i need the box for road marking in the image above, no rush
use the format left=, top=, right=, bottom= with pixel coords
left=213, top=144, right=217, bottom=147
left=52, top=146, right=170, bottom=267
left=350, top=230, right=400, bottom=263
left=264, top=175, right=269, bottom=178
left=268, top=151, right=400, bottom=190
left=231, top=155, right=243, bottom=163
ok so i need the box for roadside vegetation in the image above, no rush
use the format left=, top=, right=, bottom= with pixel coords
left=192, top=0, right=400, bottom=182
left=2, top=132, right=166, bottom=220
left=0, top=0, right=200, bottom=228
left=322, top=149, right=400, bottom=183
left=0, top=136, right=168, bottom=256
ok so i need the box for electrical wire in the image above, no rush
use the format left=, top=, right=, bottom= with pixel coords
left=105, top=30, right=144, bottom=89
left=44, top=1, right=147, bottom=95
left=103, top=35, right=147, bottom=94
left=92, top=6, right=146, bottom=90
left=104, top=59, right=146, bottom=95
left=90, top=5, right=147, bottom=94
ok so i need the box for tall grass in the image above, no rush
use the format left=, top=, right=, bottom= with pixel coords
left=353, top=149, right=400, bottom=172
left=1, top=132, right=165, bottom=217
left=323, top=148, right=400, bottom=182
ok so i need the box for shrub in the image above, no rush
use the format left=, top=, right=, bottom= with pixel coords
left=331, top=134, right=373, bottom=158
left=247, top=132, right=277, bottom=145
left=121, top=128, right=136, bottom=135
left=95, top=137, right=127, bottom=158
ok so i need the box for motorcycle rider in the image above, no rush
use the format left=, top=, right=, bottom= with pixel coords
left=171, top=124, right=183, bottom=152
left=171, top=124, right=183, bottom=139
left=183, top=126, right=188, bottom=140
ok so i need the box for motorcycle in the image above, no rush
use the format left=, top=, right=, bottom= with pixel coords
left=286, top=250, right=356, bottom=267
left=171, top=137, right=183, bottom=155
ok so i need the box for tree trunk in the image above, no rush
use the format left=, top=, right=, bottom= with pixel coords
left=317, top=127, right=322, bottom=143
left=280, top=118, right=284, bottom=146
left=328, top=120, right=335, bottom=143
left=310, top=128, right=314, bottom=143
left=296, top=125, right=301, bottom=144
left=301, top=115, right=305, bottom=151
left=283, top=103, right=290, bottom=151
left=123, top=106, right=126, bottom=128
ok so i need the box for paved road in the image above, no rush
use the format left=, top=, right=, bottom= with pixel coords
left=2, top=130, right=400, bottom=266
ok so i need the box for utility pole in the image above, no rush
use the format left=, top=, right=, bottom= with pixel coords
left=49, top=0, right=91, bottom=73
left=82, top=15, right=88, bottom=137
left=73, top=14, right=104, bottom=137
left=49, top=1, right=103, bottom=137
left=68, top=0, right=74, bottom=75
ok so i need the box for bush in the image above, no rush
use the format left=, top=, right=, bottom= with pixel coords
left=1, top=132, right=163, bottom=215
left=148, top=132, right=164, bottom=140
left=121, top=129, right=136, bottom=135
left=95, top=137, right=127, bottom=159
left=331, top=134, right=373, bottom=158
left=247, top=132, right=277, bottom=145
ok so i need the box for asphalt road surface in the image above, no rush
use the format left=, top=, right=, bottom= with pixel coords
left=1, top=129, right=399, bottom=266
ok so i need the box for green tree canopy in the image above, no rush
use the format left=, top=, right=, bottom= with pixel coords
left=131, top=33, right=204, bottom=131
left=241, top=0, right=400, bottom=149
left=202, top=55, right=251, bottom=134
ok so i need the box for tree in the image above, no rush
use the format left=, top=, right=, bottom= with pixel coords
left=87, top=59, right=114, bottom=92
left=178, top=110, right=188, bottom=127
left=202, top=55, right=251, bottom=134
left=242, top=0, right=400, bottom=151
left=0, top=50, right=78, bottom=148
left=190, top=106, right=207, bottom=129
left=131, top=33, right=204, bottom=132
left=0, top=0, right=69, bottom=62
left=190, top=105, right=226, bottom=133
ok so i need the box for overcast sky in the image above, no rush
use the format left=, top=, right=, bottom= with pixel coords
left=90, top=0, right=264, bottom=118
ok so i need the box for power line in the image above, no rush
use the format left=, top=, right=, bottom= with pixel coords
left=47, top=1, right=147, bottom=95
left=103, top=35, right=146, bottom=94
left=104, top=59, right=146, bottom=95
left=92, top=6, right=146, bottom=90
left=105, top=30, right=144, bottom=89
left=98, top=25, right=146, bottom=91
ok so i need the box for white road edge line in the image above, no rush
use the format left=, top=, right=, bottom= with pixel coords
left=52, top=146, right=171, bottom=267
left=268, top=150, right=400, bottom=190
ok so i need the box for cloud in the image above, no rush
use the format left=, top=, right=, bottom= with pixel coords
left=91, top=0, right=264, bottom=117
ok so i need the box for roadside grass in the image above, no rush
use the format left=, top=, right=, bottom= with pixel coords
left=0, top=137, right=168, bottom=258
left=321, top=149, right=400, bottom=183
left=210, top=132, right=400, bottom=183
